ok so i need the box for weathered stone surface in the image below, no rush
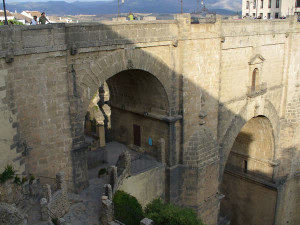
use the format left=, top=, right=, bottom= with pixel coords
left=0, top=202, right=27, bottom=225
left=140, top=218, right=154, bottom=225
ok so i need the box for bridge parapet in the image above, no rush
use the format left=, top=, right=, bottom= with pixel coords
left=0, top=20, right=179, bottom=59
left=66, top=20, right=178, bottom=49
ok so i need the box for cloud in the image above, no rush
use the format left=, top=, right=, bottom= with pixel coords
left=208, top=0, right=242, bottom=11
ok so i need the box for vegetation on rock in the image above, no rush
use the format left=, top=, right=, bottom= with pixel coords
left=0, top=164, right=15, bottom=183
left=98, top=168, right=107, bottom=177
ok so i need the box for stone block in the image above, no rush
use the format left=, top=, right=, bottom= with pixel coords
left=140, top=218, right=154, bottom=225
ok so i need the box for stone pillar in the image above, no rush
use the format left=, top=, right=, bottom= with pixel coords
left=86, top=120, right=92, bottom=134
left=140, top=218, right=154, bottom=225
left=108, top=166, right=118, bottom=193
left=124, top=151, right=131, bottom=176
left=42, top=184, right=52, bottom=203
left=58, top=218, right=67, bottom=225
left=99, top=125, right=106, bottom=147
left=168, top=121, right=177, bottom=166
left=40, top=198, right=50, bottom=221
left=100, top=196, right=114, bottom=225
left=159, top=138, right=166, bottom=164
left=103, top=184, right=113, bottom=200
left=56, top=172, right=67, bottom=193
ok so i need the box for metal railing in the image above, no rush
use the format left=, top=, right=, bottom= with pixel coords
left=191, top=13, right=217, bottom=24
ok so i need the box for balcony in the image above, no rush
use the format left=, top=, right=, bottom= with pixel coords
left=247, top=82, right=267, bottom=97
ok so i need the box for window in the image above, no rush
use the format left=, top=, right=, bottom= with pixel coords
left=260, top=13, right=263, bottom=18
left=268, top=0, right=272, bottom=8
left=276, top=0, right=280, bottom=8
left=246, top=13, right=249, bottom=16
left=253, top=0, right=256, bottom=9
left=261, top=0, right=264, bottom=8
left=297, top=0, right=300, bottom=7
left=275, top=12, right=279, bottom=18
left=268, top=13, right=271, bottom=18
left=246, top=1, right=250, bottom=9
left=252, top=68, right=259, bottom=92
left=253, top=13, right=256, bottom=17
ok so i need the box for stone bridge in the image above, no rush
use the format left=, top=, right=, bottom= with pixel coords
left=0, top=14, right=299, bottom=225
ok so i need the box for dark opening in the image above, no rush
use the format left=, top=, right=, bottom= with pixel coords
left=133, top=124, right=141, bottom=147
left=243, top=160, right=248, bottom=173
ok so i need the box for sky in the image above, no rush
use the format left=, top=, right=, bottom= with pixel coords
left=6, top=0, right=242, bottom=11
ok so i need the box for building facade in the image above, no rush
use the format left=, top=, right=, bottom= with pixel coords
left=242, top=0, right=300, bottom=18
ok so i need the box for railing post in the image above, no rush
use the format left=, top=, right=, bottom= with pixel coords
left=103, top=184, right=113, bottom=200
left=101, top=196, right=114, bottom=225
left=42, top=184, right=52, bottom=203
left=40, top=198, right=50, bottom=221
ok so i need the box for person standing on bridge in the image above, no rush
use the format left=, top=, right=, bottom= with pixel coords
left=39, top=12, right=50, bottom=24
left=128, top=12, right=134, bottom=21
left=30, top=16, right=38, bottom=25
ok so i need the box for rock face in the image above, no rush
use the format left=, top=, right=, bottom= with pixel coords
left=0, top=202, right=27, bottom=225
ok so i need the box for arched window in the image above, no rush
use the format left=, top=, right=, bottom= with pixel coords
left=252, top=68, right=259, bottom=92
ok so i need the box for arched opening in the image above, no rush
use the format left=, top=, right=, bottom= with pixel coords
left=251, top=68, right=259, bottom=92
left=83, top=69, right=170, bottom=178
left=220, top=116, right=277, bottom=225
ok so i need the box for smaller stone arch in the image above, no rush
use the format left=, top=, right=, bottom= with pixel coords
left=219, top=100, right=280, bottom=179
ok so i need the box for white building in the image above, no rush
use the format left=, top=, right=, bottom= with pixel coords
left=242, top=0, right=300, bottom=18
left=0, top=10, right=15, bottom=21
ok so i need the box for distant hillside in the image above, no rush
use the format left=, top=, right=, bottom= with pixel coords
left=7, top=1, right=238, bottom=16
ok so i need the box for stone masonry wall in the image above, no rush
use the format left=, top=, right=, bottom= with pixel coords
left=0, top=60, right=24, bottom=173
left=0, top=15, right=299, bottom=225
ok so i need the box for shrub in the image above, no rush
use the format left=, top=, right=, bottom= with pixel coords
left=0, top=164, right=15, bottom=183
left=98, top=168, right=107, bottom=177
left=51, top=218, right=58, bottom=225
left=21, top=177, right=28, bottom=184
left=144, top=199, right=204, bottom=225
left=113, top=190, right=144, bottom=225
left=29, top=175, right=35, bottom=184
left=14, top=175, right=21, bottom=185
left=0, top=20, right=23, bottom=25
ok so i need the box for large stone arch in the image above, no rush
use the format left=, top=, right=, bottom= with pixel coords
left=219, top=99, right=280, bottom=179
left=76, top=49, right=175, bottom=113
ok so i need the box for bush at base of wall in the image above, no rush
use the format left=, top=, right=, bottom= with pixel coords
left=113, top=190, right=144, bottom=225
left=112, top=190, right=204, bottom=225
left=145, top=198, right=204, bottom=225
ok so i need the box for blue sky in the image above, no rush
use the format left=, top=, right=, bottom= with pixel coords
left=7, top=0, right=242, bottom=11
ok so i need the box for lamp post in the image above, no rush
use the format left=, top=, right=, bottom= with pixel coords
left=118, top=0, right=120, bottom=17
left=181, top=0, right=183, bottom=13
left=2, top=0, right=8, bottom=25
